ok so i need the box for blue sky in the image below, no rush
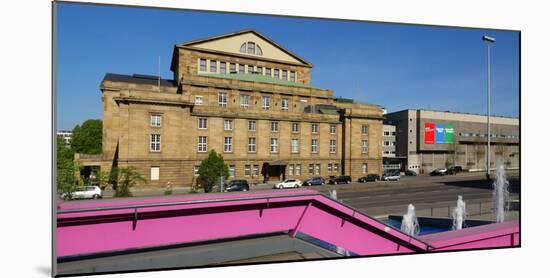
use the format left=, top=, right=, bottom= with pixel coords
left=55, top=2, right=519, bottom=130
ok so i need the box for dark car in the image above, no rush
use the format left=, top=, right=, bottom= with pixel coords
left=303, top=176, right=325, bottom=186
left=450, top=166, right=463, bottom=173
left=404, top=170, right=417, bottom=176
left=358, top=174, right=380, bottom=183
left=430, top=168, right=447, bottom=176
left=224, top=180, right=250, bottom=192
left=329, top=175, right=352, bottom=184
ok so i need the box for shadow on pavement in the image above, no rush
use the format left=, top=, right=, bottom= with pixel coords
left=443, top=177, right=520, bottom=193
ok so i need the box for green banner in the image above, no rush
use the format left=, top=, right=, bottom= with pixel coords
left=444, top=124, right=454, bottom=143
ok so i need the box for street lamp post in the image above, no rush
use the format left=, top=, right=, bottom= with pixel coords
left=482, top=35, right=496, bottom=180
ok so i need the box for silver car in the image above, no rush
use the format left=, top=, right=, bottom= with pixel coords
left=382, top=171, right=401, bottom=181
left=61, top=186, right=103, bottom=200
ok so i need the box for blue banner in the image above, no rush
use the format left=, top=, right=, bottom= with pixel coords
left=435, top=124, right=445, bottom=144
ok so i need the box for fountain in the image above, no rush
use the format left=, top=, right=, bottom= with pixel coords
left=329, top=189, right=337, bottom=200
left=493, top=160, right=510, bottom=223
left=401, top=204, right=419, bottom=236
left=452, top=195, right=466, bottom=230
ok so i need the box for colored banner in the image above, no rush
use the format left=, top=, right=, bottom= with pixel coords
left=425, top=123, right=435, bottom=144
left=435, top=124, right=445, bottom=144
left=444, top=124, right=454, bottom=144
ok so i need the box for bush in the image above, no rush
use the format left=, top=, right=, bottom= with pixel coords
left=112, top=166, right=146, bottom=198
left=197, top=150, right=229, bottom=193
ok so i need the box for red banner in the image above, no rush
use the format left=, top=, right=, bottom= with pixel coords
left=425, top=123, right=435, bottom=144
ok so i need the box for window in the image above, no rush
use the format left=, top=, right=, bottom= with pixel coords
left=198, top=136, right=207, bottom=152
left=223, top=119, right=233, bottom=131
left=292, top=122, right=300, bottom=133
left=392, top=141, right=396, bottom=146
left=218, top=92, right=227, bottom=107
left=247, top=65, right=254, bottom=74
left=328, top=163, right=332, bottom=173
left=334, top=163, right=339, bottom=173
left=229, top=165, right=235, bottom=177
left=384, top=131, right=390, bottom=136
left=330, top=140, right=336, bottom=153
left=271, top=121, right=279, bottom=132
left=199, top=58, right=206, bottom=71
left=262, top=96, right=270, bottom=110
left=220, top=62, right=226, bottom=74
left=150, top=167, right=160, bottom=181
left=240, top=42, right=263, bottom=56
left=282, top=98, right=289, bottom=111
left=198, top=118, right=208, bottom=129
left=270, top=138, right=278, bottom=153
left=151, top=114, right=161, bottom=127
left=311, top=123, right=319, bottom=133
left=265, top=68, right=271, bottom=76
left=288, top=164, right=294, bottom=176
left=210, top=60, right=217, bottom=73
left=239, top=64, right=245, bottom=74
left=240, top=95, right=249, bottom=108
left=384, top=141, right=390, bottom=146
left=224, top=137, right=233, bottom=152
left=362, top=140, right=368, bottom=153
left=391, top=131, right=396, bottom=136
left=150, top=134, right=161, bottom=152
left=291, top=139, right=299, bottom=153
left=315, top=164, right=320, bottom=175
left=311, top=139, right=318, bottom=153
left=247, top=42, right=255, bottom=54
left=295, top=164, right=301, bottom=175
left=274, top=69, right=280, bottom=79
left=253, top=165, right=259, bottom=176
left=194, top=96, right=203, bottom=105
left=308, top=164, right=314, bottom=174
left=362, top=163, right=368, bottom=174
left=248, top=137, right=256, bottom=152
left=245, top=165, right=251, bottom=176
left=194, top=165, right=200, bottom=176
left=230, top=63, right=236, bottom=73
left=248, top=120, right=256, bottom=131
left=256, top=66, right=263, bottom=74
left=282, top=70, right=288, bottom=80
left=290, top=71, right=296, bottom=82
left=362, top=125, right=368, bottom=134
left=330, top=124, right=336, bottom=134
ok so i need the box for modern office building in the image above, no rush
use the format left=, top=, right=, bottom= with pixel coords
left=381, top=124, right=400, bottom=170
left=77, top=30, right=385, bottom=186
left=385, top=109, right=519, bottom=174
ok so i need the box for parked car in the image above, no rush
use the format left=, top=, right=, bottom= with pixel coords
left=328, top=176, right=352, bottom=184
left=224, top=180, right=250, bottom=192
left=358, top=174, right=380, bottom=183
left=273, top=179, right=302, bottom=189
left=61, top=186, right=102, bottom=200
left=382, top=171, right=401, bottom=181
left=430, top=168, right=447, bottom=176
left=404, top=170, right=417, bottom=176
left=449, top=166, right=463, bottom=173
left=302, top=176, right=325, bottom=186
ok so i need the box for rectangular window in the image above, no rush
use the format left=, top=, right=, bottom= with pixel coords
left=330, top=140, right=336, bottom=153
left=245, top=165, right=251, bottom=176
left=230, top=63, right=236, bottom=73
left=229, top=165, right=235, bottom=177
left=384, top=131, right=390, bottom=136
left=330, top=124, right=336, bottom=134
left=282, top=70, right=288, bottom=80
left=218, top=92, right=227, bottom=107
left=253, top=164, right=259, bottom=176
left=291, top=139, right=299, bottom=153
left=315, top=164, right=320, bottom=175
left=270, top=138, right=278, bottom=153
left=362, top=125, right=368, bottom=134
left=362, top=163, right=368, bottom=174
left=247, top=65, right=254, bottom=74
left=265, top=67, right=271, bottom=76
left=334, top=163, right=339, bottom=173
left=151, top=114, right=161, bottom=127
left=239, top=64, right=245, bottom=74
left=384, top=141, right=390, bottom=146
left=198, top=118, right=208, bottom=129
left=198, top=136, right=208, bottom=152
left=248, top=120, right=256, bottom=131
left=290, top=71, right=296, bottom=82
left=282, top=98, right=289, bottom=111
left=308, top=164, right=314, bottom=175
left=210, top=60, right=217, bottom=73
left=311, top=123, right=319, bottom=133
left=150, top=166, right=160, bottom=181
left=296, top=164, right=301, bottom=176
left=224, top=119, right=233, bottom=131
left=194, top=165, right=200, bottom=176
left=311, top=139, right=318, bottom=153
left=240, top=95, right=249, bottom=108
left=292, top=122, right=300, bottom=133
left=256, top=66, right=263, bottom=74
left=288, top=164, right=294, bottom=176
left=328, top=163, right=332, bottom=173
left=199, top=58, right=207, bottom=71
left=247, top=42, right=255, bottom=54
left=150, top=134, right=161, bottom=152
left=224, top=137, right=233, bottom=152
left=271, top=121, right=279, bottom=132
left=362, top=140, right=368, bottom=153
left=274, top=69, right=280, bottom=79
left=262, top=96, right=270, bottom=110
left=220, top=62, right=226, bottom=74
left=248, top=137, right=256, bottom=152
left=194, top=96, right=203, bottom=105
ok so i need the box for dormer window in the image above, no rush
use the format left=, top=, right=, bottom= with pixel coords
left=240, top=42, right=263, bottom=56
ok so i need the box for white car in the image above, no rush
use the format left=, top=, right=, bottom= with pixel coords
left=273, top=179, right=302, bottom=189
left=61, top=186, right=103, bottom=200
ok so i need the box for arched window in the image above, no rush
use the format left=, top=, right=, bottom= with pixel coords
left=239, top=42, right=263, bottom=56
left=256, top=45, right=263, bottom=55
left=240, top=43, right=247, bottom=53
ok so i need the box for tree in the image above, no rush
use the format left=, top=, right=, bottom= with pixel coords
left=113, top=166, right=146, bottom=197
left=197, top=150, right=229, bottom=193
left=71, top=119, right=102, bottom=154
left=56, top=136, right=76, bottom=197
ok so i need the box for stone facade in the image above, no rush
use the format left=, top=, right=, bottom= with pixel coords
left=89, top=30, right=384, bottom=187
